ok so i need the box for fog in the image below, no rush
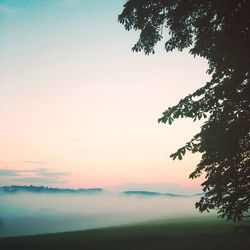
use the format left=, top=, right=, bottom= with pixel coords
left=0, top=192, right=201, bottom=237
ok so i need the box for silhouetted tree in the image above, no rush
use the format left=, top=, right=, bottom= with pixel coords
left=119, top=0, right=250, bottom=221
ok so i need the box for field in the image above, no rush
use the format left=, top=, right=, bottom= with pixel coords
left=0, top=215, right=249, bottom=250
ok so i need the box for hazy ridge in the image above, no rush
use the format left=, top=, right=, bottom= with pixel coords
left=0, top=185, right=203, bottom=197
left=0, top=185, right=103, bottom=194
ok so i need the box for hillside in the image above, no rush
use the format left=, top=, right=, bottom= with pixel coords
left=123, top=190, right=202, bottom=197
left=0, top=216, right=249, bottom=250
left=0, top=185, right=103, bottom=194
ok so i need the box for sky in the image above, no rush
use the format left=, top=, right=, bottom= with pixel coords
left=0, top=0, right=210, bottom=192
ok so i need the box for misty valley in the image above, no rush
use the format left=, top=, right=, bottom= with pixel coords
left=0, top=186, right=201, bottom=237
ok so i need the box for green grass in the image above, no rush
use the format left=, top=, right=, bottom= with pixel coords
left=0, top=215, right=249, bottom=250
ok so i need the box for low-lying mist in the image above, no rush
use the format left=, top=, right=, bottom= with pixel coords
left=0, top=192, right=201, bottom=237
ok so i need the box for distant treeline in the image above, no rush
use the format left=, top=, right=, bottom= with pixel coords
left=0, top=185, right=103, bottom=194
left=124, top=191, right=203, bottom=197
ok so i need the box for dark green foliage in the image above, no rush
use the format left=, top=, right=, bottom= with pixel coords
left=119, top=0, right=250, bottom=221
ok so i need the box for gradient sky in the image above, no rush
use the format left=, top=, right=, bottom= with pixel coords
left=0, top=0, right=210, bottom=191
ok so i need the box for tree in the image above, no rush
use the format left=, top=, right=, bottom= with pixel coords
left=119, top=0, right=250, bottom=221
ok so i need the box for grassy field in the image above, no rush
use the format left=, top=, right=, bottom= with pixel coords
left=0, top=215, right=249, bottom=250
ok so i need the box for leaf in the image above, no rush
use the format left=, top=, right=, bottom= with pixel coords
left=119, top=0, right=250, bottom=221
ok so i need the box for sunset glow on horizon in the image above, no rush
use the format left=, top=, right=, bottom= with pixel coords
left=0, top=0, right=209, bottom=192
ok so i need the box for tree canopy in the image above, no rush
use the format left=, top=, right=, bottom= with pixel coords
left=119, top=0, right=250, bottom=221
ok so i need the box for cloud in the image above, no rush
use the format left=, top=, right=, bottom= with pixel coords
left=23, top=161, right=47, bottom=164
left=8, top=177, right=67, bottom=185
left=0, top=160, right=47, bottom=165
left=35, top=168, right=70, bottom=178
left=0, top=168, right=70, bottom=186
left=0, top=169, right=20, bottom=176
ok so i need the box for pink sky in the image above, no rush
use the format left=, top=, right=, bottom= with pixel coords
left=0, top=0, right=209, bottom=192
